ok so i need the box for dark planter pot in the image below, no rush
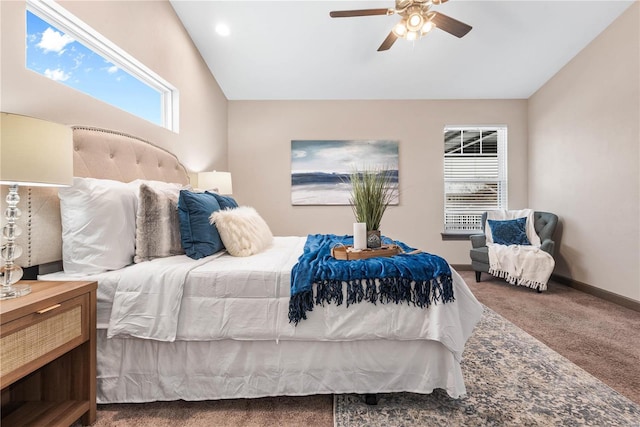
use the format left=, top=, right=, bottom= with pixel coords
left=366, top=230, right=382, bottom=249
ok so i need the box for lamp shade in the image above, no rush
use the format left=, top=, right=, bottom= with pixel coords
left=197, top=171, right=233, bottom=194
left=0, top=113, right=73, bottom=187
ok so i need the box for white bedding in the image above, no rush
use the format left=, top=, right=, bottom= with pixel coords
left=96, top=332, right=466, bottom=403
left=42, top=236, right=482, bottom=359
left=41, top=235, right=483, bottom=403
left=40, top=236, right=299, bottom=327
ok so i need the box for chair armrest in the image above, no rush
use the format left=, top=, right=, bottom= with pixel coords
left=540, top=239, right=555, bottom=256
left=470, top=234, right=486, bottom=248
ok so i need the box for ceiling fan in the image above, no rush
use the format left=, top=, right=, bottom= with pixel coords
left=329, top=0, right=472, bottom=51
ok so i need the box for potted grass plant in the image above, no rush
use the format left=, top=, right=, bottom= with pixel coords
left=348, top=166, right=396, bottom=248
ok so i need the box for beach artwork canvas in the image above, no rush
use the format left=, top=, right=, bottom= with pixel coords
left=291, top=140, right=399, bottom=205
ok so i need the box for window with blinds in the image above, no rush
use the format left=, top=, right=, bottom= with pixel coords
left=443, top=127, right=507, bottom=233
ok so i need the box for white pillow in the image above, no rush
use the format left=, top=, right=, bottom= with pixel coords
left=59, top=177, right=138, bottom=274
left=127, top=179, right=185, bottom=194
left=209, top=206, right=273, bottom=257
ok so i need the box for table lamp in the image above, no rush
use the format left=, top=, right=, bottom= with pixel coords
left=0, top=113, right=73, bottom=299
left=197, top=171, right=233, bottom=194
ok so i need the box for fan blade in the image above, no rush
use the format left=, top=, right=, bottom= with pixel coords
left=431, top=12, right=472, bottom=38
left=377, top=31, right=398, bottom=51
left=330, top=8, right=393, bottom=18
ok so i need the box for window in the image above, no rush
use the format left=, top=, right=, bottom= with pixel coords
left=25, top=0, right=178, bottom=131
left=443, top=126, right=507, bottom=233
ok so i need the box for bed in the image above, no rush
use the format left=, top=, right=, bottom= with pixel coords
left=16, top=126, right=483, bottom=404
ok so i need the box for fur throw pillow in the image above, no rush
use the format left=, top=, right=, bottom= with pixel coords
left=135, top=183, right=185, bottom=262
left=209, top=206, right=273, bottom=257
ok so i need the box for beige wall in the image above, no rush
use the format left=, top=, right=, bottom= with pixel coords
left=0, top=0, right=227, bottom=173
left=228, top=100, right=528, bottom=265
left=528, top=4, right=639, bottom=302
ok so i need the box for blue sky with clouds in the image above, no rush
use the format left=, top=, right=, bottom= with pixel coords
left=291, top=140, right=399, bottom=174
left=26, top=11, right=161, bottom=125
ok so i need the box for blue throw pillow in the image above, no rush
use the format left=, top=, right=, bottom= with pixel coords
left=488, top=217, right=531, bottom=246
left=178, top=190, right=224, bottom=259
left=207, top=192, right=239, bottom=210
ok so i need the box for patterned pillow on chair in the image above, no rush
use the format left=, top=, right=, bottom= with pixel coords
left=487, top=217, right=531, bottom=246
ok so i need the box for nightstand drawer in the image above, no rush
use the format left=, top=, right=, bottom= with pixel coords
left=1, top=280, right=97, bottom=426
left=0, top=294, right=88, bottom=386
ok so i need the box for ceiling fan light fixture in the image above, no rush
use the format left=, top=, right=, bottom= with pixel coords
left=406, top=12, right=423, bottom=31
left=392, top=21, right=407, bottom=37
left=330, top=0, right=471, bottom=51
left=421, top=20, right=434, bottom=34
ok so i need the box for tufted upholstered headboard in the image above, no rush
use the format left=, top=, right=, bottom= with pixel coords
left=0, top=126, right=190, bottom=269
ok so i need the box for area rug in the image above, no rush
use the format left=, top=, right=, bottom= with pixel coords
left=334, top=307, right=640, bottom=426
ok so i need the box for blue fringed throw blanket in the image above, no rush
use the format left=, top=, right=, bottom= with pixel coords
left=288, top=234, right=454, bottom=325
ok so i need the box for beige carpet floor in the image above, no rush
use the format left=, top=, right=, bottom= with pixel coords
left=463, top=270, right=640, bottom=405
left=93, top=395, right=333, bottom=427
left=90, top=272, right=640, bottom=426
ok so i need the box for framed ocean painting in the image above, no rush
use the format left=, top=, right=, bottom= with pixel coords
left=291, top=140, right=399, bottom=205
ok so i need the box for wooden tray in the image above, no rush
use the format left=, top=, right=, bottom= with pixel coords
left=331, top=244, right=402, bottom=260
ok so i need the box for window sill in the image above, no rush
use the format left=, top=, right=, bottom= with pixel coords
left=441, top=232, right=480, bottom=241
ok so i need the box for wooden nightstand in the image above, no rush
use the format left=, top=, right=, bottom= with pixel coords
left=0, top=280, right=97, bottom=426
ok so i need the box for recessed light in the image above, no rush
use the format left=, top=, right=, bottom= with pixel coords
left=215, top=23, right=230, bottom=37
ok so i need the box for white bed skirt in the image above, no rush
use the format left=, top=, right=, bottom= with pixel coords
left=97, top=330, right=467, bottom=403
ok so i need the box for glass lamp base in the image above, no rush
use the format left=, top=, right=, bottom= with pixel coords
left=0, top=283, right=32, bottom=300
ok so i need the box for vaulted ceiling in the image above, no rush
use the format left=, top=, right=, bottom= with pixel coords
left=170, top=1, right=634, bottom=100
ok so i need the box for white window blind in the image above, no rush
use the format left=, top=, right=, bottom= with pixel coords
left=443, top=127, right=507, bottom=232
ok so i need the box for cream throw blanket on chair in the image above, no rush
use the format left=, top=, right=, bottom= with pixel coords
left=486, top=209, right=555, bottom=291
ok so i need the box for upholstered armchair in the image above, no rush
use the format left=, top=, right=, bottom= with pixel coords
left=470, top=211, right=558, bottom=283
